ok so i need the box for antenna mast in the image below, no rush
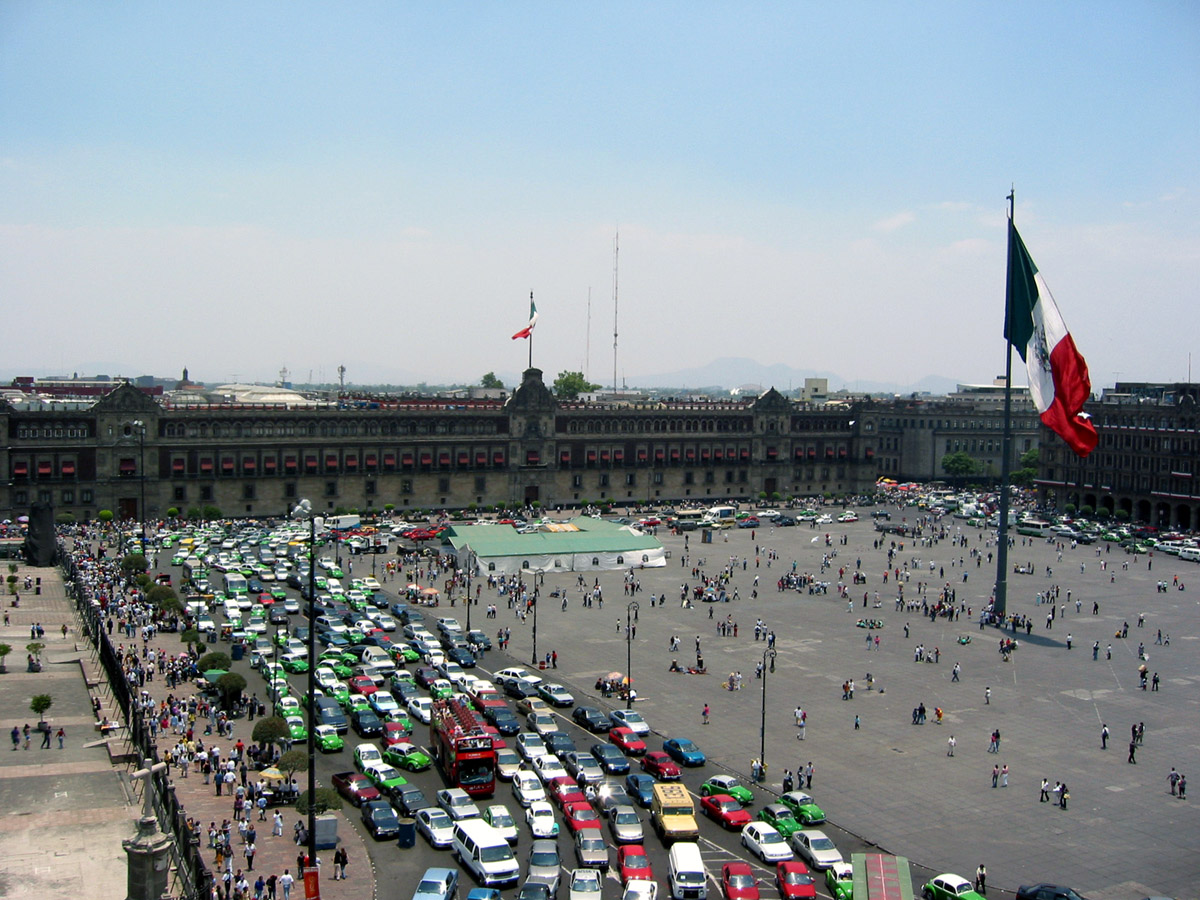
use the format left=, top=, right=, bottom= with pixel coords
left=612, top=231, right=619, bottom=393
left=585, top=287, right=591, bottom=381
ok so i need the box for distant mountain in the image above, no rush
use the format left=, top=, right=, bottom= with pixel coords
left=625, top=357, right=959, bottom=396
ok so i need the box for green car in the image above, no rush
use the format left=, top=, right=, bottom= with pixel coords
left=285, top=716, right=308, bottom=742
left=779, top=790, right=826, bottom=825
left=921, top=873, right=985, bottom=900
left=280, top=654, right=310, bottom=674
left=328, top=684, right=351, bottom=706
left=346, top=695, right=371, bottom=714
left=391, top=645, right=420, bottom=663
left=270, top=586, right=288, bottom=600
left=757, top=803, right=803, bottom=838
left=700, top=775, right=754, bottom=806
left=327, top=566, right=345, bottom=579
left=172, top=552, right=188, bottom=566
left=382, top=742, right=433, bottom=772
left=825, top=863, right=854, bottom=900
left=364, top=763, right=408, bottom=792
left=275, top=630, right=293, bottom=647
left=429, top=679, right=454, bottom=700
left=385, top=711, right=413, bottom=730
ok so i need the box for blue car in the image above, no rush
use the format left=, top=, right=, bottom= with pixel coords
left=663, top=737, right=706, bottom=766
left=625, top=772, right=656, bottom=808
left=465, top=891, right=502, bottom=900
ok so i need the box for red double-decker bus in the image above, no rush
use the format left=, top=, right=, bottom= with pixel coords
left=430, top=697, right=496, bottom=798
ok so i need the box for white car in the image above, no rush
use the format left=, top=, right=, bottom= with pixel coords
left=416, top=807, right=455, bottom=848
left=481, top=803, right=520, bottom=845
left=516, top=732, right=549, bottom=762
left=373, top=614, right=397, bottom=632
left=436, top=787, right=480, bottom=821
left=741, top=821, right=794, bottom=863
left=196, top=614, right=216, bottom=633
left=529, top=713, right=560, bottom=737
left=525, top=800, right=560, bottom=838
left=622, top=880, right=658, bottom=900
left=512, top=770, right=547, bottom=808
left=314, top=668, right=341, bottom=692
left=495, top=748, right=522, bottom=781
left=362, top=577, right=382, bottom=592
left=815, top=514, right=833, bottom=525
left=353, top=743, right=382, bottom=771
left=531, top=754, right=568, bottom=784
left=407, top=696, right=433, bottom=725
left=837, top=512, right=859, bottom=523
left=789, top=828, right=843, bottom=870
left=495, top=667, right=543, bottom=688
left=569, top=868, right=603, bottom=900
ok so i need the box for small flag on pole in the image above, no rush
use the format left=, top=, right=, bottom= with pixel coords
left=1005, top=221, right=1098, bottom=458
left=512, top=295, right=538, bottom=340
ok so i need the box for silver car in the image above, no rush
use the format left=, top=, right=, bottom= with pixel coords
left=526, top=839, right=562, bottom=896
left=574, top=831, right=610, bottom=872
left=607, top=805, right=644, bottom=844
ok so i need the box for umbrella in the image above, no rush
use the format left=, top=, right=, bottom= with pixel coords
left=605, top=671, right=623, bottom=681
left=420, top=587, right=440, bottom=596
left=406, top=584, right=422, bottom=591
left=17, top=515, right=29, bottom=523
left=259, top=766, right=286, bottom=782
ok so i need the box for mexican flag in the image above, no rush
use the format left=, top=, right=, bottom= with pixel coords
left=1005, top=221, right=1098, bottom=458
left=511, top=295, right=538, bottom=340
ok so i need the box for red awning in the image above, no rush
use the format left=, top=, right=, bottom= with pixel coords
left=61, top=461, right=76, bottom=475
left=808, top=448, right=817, bottom=459
left=200, top=459, right=214, bottom=472
left=457, top=453, right=468, bottom=465
left=587, top=450, right=597, bottom=461
left=637, top=449, right=648, bottom=460
left=493, top=452, right=505, bottom=464
left=766, top=448, right=778, bottom=459
left=221, top=458, right=234, bottom=471
left=344, top=456, right=358, bottom=468
left=685, top=449, right=695, bottom=459
left=601, top=449, right=611, bottom=461
left=171, top=459, right=185, bottom=473
left=526, top=451, right=540, bottom=464
left=825, top=448, right=834, bottom=458
left=438, top=453, right=450, bottom=465
left=700, top=449, right=710, bottom=461
left=120, top=459, right=137, bottom=473
left=613, top=449, right=624, bottom=461
left=305, top=456, right=318, bottom=468
left=243, top=459, right=256, bottom=471
left=739, top=449, right=750, bottom=461
left=13, top=462, right=28, bottom=476
left=795, top=448, right=805, bottom=460
left=475, top=452, right=487, bottom=465
left=326, top=455, right=338, bottom=468
left=559, top=450, right=571, bottom=464
left=38, top=461, right=53, bottom=475
left=263, top=457, right=277, bottom=471
left=670, top=449, right=680, bottom=459
left=401, top=453, right=413, bottom=465
left=365, top=455, right=377, bottom=467
left=654, top=449, right=665, bottom=461
left=714, top=449, right=724, bottom=460
left=420, top=453, right=432, bottom=465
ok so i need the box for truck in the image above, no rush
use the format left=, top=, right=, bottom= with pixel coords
left=651, top=782, right=699, bottom=843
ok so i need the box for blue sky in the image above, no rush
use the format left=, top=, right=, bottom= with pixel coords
left=2, top=2, right=1197, bottom=390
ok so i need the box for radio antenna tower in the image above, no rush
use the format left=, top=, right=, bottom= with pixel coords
left=585, top=287, right=591, bottom=382
left=612, top=231, right=619, bottom=393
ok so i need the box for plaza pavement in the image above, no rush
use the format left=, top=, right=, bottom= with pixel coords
left=488, top=514, right=1199, bottom=899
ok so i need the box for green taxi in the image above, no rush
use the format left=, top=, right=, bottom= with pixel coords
left=757, top=803, right=804, bottom=838
left=285, top=715, right=308, bottom=743
left=364, top=762, right=408, bottom=793
left=382, top=742, right=433, bottom=772
left=270, top=585, right=288, bottom=600
left=825, top=862, right=854, bottom=900
left=700, top=775, right=754, bottom=806
left=779, top=790, right=826, bottom=825
left=921, top=873, right=984, bottom=900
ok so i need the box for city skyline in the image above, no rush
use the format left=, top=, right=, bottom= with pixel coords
left=2, top=3, right=1197, bottom=390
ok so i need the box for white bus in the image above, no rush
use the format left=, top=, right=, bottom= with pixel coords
left=1015, top=520, right=1053, bottom=538
left=700, top=506, right=737, bottom=529
left=223, top=572, right=249, bottom=596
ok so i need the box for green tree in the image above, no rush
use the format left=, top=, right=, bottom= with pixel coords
left=941, top=451, right=977, bottom=485
left=27, top=642, right=46, bottom=663
left=552, top=371, right=601, bottom=400
left=30, top=694, right=52, bottom=722
left=120, top=553, right=150, bottom=577
left=180, top=629, right=202, bottom=655
left=147, top=584, right=182, bottom=615
left=202, top=505, right=223, bottom=521
left=97, top=510, right=114, bottom=524
left=216, top=672, right=247, bottom=708
left=297, top=787, right=343, bottom=816
left=0, top=643, right=11, bottom=672
left=1114, top=509, right=1130, bottom=522
left=166, top=507, right=180, bottom=518
left=252, top=716, right=291, bottom=749
left=480, top=372, right=504, bottom=389
left=279, top=748, right=309, bottom=780
left=1079, top=504, right=1095, bottom=517
left=197, top=651, right=233, bottom=672
left=56, top=512, right=76, bottom=525
left=1019, top=448, right=1040, bottom=469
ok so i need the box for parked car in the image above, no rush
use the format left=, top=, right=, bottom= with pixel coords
left=360, top=799, right=400, bottom=839
left=412, top=868, right=459, bottom=900
left=415, top=807, right=455, bottom=848
left=923, top=873, right=986, bottom=900
left=741, top=821, right=794, bottom=863
left=789, top=829, right=842, bottom=871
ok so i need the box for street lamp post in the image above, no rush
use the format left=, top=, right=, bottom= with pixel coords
left=131, top=420, right=147, bottom=555
left=463, top=546, right=473, bottom=633
left=528, top=574, right=539, bottom=669
left=625, top=600, right=640, bottom=708
left=760, top=647, right=777, bottom=780
left=291, top=499, right=318, bottom=880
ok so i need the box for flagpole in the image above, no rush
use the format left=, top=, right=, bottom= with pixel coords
left=528, top=291, right=534, bottom=370
left=994, top=188, right=1017, bottom=619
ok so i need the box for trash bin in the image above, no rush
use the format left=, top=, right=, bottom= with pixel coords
left=231, top=643, right=244, bottom=661
left=396, top=817, right=416, bottom=849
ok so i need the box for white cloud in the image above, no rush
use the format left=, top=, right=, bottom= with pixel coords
left=871, top=212, right=915, bottom=233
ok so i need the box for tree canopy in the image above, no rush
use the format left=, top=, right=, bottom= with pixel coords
left=940, top=451, right=977, bottom=483
left=480, top=372, right=504, bottom=389
left=553, top=371, right=601, bottom=400
left=252, top=716, right=291, bottom=747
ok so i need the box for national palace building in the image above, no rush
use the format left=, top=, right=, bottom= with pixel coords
left=2, top=369, right=1197, bottom=531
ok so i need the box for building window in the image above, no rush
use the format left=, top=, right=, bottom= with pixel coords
left=243, top=484, right=256, bottom=500
left=572, top=475, right=582, bottom=488
left=365, top=480, right=377, bottom=496
left=438, top=477, right=450, bottom=493
left=474, top=476, right=486, bottom=492
left=61, top=490, right=74, bottom=505
left=200, top=486, right=213, bottom=501
left=80, top=489, right=93, bottom=504
left=401, top=480, right=413, bottom=495
left=325, top=481, right=337, bottom=497
left=625, top=473, right=636, bottom=486
left=684, top=472, right=694, bottom=485
left=652, top=473, right=663, bottom=485
left=704, top=471, right=714, bottom=484
left=14, top=491, right=27, bottom=505
left=599, top=474, right=609, bottom=487
left=173, top=486, right=186, bottom=502
left=284, top=482, right=297, bottom=499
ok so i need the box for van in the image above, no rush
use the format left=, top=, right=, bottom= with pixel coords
left=313, top=697, right=348, bottom=734
left=1179, top=546, right=1200, bottom=563
left=360, top=645, right=396, bottom=677
left=451, top=819, right=520, bottom=887
left=652, top=783, right=699, bottom=843
left=700, top=505, right=737, bottom=529
left=668, top=842, right=707, bottom=900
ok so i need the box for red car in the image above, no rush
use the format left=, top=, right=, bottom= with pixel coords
left=348, top=675, right=378, bottom=696
left=382, top=721, right=411, bottom=747
left=562, top=800, right=603, bottom=834
left=722, top=862, right=761, bottom=900
left=609, top=726, right=647, bottom=756
left=641, top=751, right=681, bottom=780
left=618, top=845, right=654, bottom=884
left=775, top=861, right=817, bottom=900
left=549, top=777, right=588, bottom=812
left=701, top=793, right=753, bottom=830
left=330, top=772, right=381, bottom=807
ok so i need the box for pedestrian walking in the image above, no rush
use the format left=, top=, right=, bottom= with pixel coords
left=244, top=841, right=255, bottom=871
left=1178, top=774, right=1187, bottom=799
left=975, top=864, right=987, bottom=895
left=1128, top=740, right=1137, bottom=764
left=992, top=765, right=999, bottom=788
left=947, top=735, right=956, bottom=756
left=984, top=686, right=991, bottom=705
left=22, top=724, right=30, bottom=750
left=702, top=704, right=710, bottom=725
left=951, top=662, right=960, bottom=682
left=41, top=725, right=51, bottom=749
left=1101, top=724, right=1109, bottom=749
left=1059, top=782, right=1069, bottom=809
left=854, top=714, right=860, bottom=730
left=10, top=726, right=19, bottom=751
left=278, top=870, right=294, bottom=900
left=1000, top=764, right=1008, bottom=788
left=272, top=811, right=283, bottom=837
left=805, top=762, right=814, bottom=788
left=56, top=727, right=65, bottom=749
left=1168, top=768, right=1180, bottom=796
left=1040, top=778, right=1050, bottom=802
